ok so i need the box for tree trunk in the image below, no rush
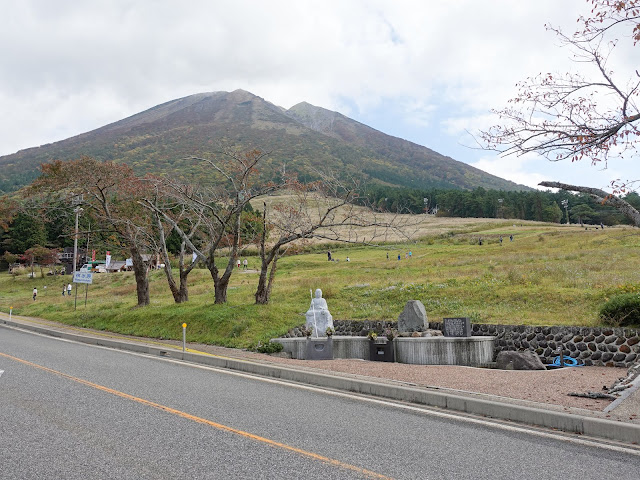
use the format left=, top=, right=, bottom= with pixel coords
left=156, top=211, right=188, bottom=303
left=207, top=256, right=233, bottom=304
left=255, top=255, right=279, bottom=304
left=178, top=269, right=189, bottom=303
left=130, top=245, right=150, bottom=306
left=254, top=256, right=270, bottom=304
left=163, top=262, right=180, bottom=302
left=255, top=201, right=272, bottom=305
left=161, top=246, right=191, bottom=303
left=213, top=274, right=229, bottom=304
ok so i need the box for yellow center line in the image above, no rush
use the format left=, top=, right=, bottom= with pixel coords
left=0, top=352, right=392, bottom=480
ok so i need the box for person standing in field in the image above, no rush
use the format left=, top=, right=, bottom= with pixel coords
left=67, top=283, right=72, bottom=296
left=62, top=285, right=66, bottom=296
left=243, top=258, right=248, bottom=270
left=33, top=287, right=37, bottom=301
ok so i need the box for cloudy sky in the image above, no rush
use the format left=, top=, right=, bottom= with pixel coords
left=1, top=0, right=636, bottom=190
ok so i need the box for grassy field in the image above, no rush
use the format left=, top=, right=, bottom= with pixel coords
left=2, top=219, right=639, bottom=348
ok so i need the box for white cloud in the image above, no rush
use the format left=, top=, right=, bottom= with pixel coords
left=469, top=153, right=548, bottom=189
left=0, top=0, right=635, bottom=190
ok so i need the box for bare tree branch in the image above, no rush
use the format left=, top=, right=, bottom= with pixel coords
left=539, top=180, right=640, bottom=225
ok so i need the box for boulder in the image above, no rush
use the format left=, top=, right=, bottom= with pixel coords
left=397, top=300, right=428, bottom=332
left=495, top=351, right=546, bottom=370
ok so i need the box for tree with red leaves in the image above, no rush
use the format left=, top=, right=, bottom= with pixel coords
left=29, top=156, right=155, bottom=306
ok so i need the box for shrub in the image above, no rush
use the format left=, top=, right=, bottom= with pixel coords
left=600, top=293, right=640, bottom=327
left=254, top=341, right=284, bottom=354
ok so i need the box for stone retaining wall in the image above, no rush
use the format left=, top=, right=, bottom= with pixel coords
left=285, top=320, right=640, bottom=367
left=284, top=319, right=398, bottom=338
left=459, top=323, right=639, bottom=368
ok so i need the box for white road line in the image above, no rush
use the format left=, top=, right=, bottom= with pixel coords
left=152, top=354, right=640, bottom=457
left=3, top=323, right=640, bottom=457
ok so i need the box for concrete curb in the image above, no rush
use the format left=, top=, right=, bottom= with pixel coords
left=2, top=317, right=640, bottom=445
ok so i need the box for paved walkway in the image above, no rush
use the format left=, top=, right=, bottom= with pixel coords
left=1, top=312, right=639, bottom=444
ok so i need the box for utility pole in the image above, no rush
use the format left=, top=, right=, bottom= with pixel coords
left=561, top=199, right=569, bottom=224
left=71, top=195, right=83, bottom=274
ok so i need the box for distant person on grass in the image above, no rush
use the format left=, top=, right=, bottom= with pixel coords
left=243, top=258, right=248, bottom=270
left=62, top=285, right=66, bottom=296
left=33, top=287, right=37, bottom=301
left=67, top=283, right=72, bottom=296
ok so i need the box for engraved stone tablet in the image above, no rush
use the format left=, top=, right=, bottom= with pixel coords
left=443, top=317, right=471, bottom=337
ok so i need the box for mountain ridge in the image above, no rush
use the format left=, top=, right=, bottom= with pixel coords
left=0, top=90, right=529, bottom=193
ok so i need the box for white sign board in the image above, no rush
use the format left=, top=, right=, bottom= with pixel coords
left=73, top=271, right=93, bottom=284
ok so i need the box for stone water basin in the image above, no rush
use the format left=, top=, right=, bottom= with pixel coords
left=271, top=335, right=494, bottom=366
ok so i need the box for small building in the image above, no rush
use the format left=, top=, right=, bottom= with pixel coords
left=106, top=261, right=127, bottom=273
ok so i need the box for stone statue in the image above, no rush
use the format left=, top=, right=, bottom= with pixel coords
left=305, top=288, right=333, bottom=337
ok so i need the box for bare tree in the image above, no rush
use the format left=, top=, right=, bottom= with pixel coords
left=144, top=148, right=290, bottom=304
left=254, top=173, right=415, bottom=304
left=142, top=180, right=204, bottom=303
left=481, top=1, right=639, bottom=174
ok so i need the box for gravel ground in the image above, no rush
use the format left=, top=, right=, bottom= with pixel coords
left=188, top=344, right=625, bottom=412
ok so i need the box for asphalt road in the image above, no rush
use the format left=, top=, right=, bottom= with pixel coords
left=1, top=326, right=638, bottom=479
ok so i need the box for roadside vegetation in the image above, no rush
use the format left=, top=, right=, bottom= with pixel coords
left=2, top=220, right=638, bottom=348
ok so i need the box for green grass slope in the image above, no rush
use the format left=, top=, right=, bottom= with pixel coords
left=3, top=221, right=638, bottom=348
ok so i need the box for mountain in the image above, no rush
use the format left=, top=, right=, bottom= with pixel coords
left=0, top=89, right=529, bottom=193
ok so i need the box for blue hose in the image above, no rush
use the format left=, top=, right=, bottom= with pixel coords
left=552, top=356, right=582, bottom=367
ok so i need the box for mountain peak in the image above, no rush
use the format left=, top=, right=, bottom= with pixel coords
left=0, top=89, right=529, bottom=193
left=228, top=88, right=258, bottom=101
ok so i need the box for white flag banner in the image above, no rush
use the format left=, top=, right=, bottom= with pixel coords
left=105, top=251, right=111, bottom=268
left=192, top=252, right=198, bottom=264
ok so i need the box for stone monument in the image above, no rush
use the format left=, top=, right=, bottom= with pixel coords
left=398, top=300, right=428, bottom=332
left=305, top=289, right=334, bottom=338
